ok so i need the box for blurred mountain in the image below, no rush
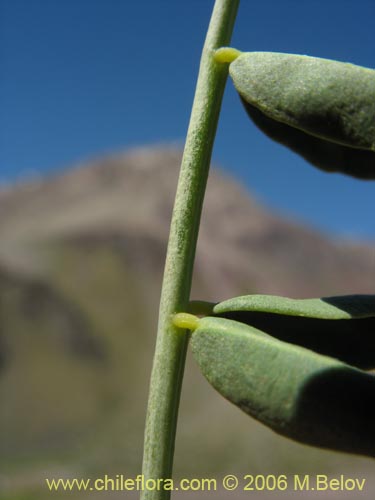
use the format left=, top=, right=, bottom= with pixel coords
left=1, top=146, right=374, bottom=499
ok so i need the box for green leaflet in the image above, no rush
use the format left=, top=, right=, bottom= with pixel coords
left=214, top=294, right=375, bottom=318
left=212, top=294, right=375, bottom=369
left=228, top=52, right=375, bottom=179
left=190, top=316, right=375, bottom=457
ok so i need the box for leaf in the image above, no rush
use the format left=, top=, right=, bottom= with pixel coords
left=229, top=52, right=375, bottom=179
left=190, top=316, right=375, bottom=457
left=212, top=294, right=375, bottom=369
left=214, top=294, right=375, bottom=318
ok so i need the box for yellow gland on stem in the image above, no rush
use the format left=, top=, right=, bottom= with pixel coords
left=172, top=313, right=200, bottom=331
left=214, top=47, right=242, bottom=63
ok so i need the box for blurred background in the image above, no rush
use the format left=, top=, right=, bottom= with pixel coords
left=1, top=1, right=374, bottom=499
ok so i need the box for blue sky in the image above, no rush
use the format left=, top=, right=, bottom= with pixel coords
left=1, top=0, right=374, bottom=240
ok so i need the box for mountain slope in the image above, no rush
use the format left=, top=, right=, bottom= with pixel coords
left=1, top=146, right=373, bottom=297
left=0, top=146, right=374, bottom=499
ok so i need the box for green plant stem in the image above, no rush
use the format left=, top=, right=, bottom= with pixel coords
left=141, top=1, right=239, bottom=498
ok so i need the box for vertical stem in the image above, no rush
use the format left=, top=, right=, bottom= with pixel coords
left=141, top=1, right=239, bottom=499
